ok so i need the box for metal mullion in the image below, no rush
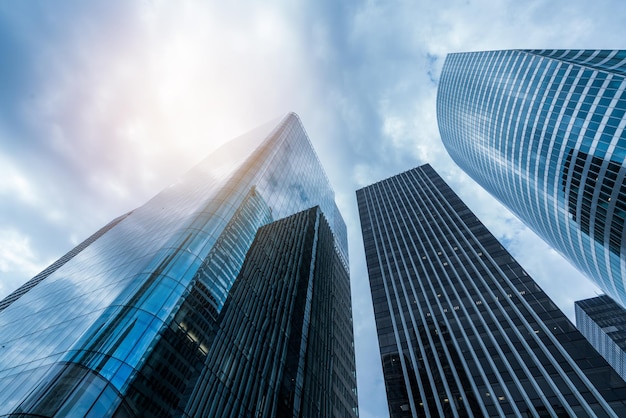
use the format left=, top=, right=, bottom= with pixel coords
left=571, top=75, right=615, bottom=287
left=519, top=55, right=549, bottom=203
left=414, top=198, right=555, bottom=417
left=558, top=71, right=602, bottom=277
left=362, top=185, right=422, bottom=416
left=381, top=176, right=465, bottom=417
left=526, top=60, right=570, bottom=244
left=419, top=169, right=612, bottom=417
left=389, top=174, right=487, bottom=417
left=533, top=63, right=576, bottom=246
left=402, top=170, right=516, bottom=415
left=509, top=53, right=542, bottom=219
left=416, top=169, right=578, bottom=416
left=583, top=76, right=625, bottom=282
left=540, top=66, right=582, bottom=240
left=454, top=52, right=480, bottom=169
left=497, top=52, right=528, bottom=206
left=368, top=181, right=443, bottom=415
left=370, top=181, right=442, bottom=417
left=405, top=169, right=526, bottom=416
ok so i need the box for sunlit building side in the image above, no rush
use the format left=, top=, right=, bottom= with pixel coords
left=0, top=113, right=357, bottom=416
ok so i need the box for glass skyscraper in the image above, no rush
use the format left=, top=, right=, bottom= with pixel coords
left=576, top=295, right=626, bottom=383
left=0, top=113, right=357, bottom=416
left=185, top=207, right=357, bottom=417
left=437, top=49, right=626, bottom=306
left=357, top=164, right=626, bottom=417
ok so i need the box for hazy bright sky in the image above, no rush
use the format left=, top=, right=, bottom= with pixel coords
left=2, top=1, right=626, bottom=417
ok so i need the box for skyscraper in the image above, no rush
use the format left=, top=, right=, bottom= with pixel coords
left=0, top=113, right=357, bottom=416
left=576, top=295, right=626, bottom=382
left=357, top=164, right=626, bottom=417
left=185, top=207, right=357, bottom=417
left=437, top=49, right=626, bottom=306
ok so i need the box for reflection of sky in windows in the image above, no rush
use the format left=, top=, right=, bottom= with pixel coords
left=438, top=50, right=626, bottom=310
left=0, top=112, right=348, bottom=413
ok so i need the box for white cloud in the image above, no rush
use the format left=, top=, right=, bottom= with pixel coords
left=0, top=228, right=46, bottom=295
left=2, top=1, right=626, bottom=417
left=0, top=154, right=39, bottom=206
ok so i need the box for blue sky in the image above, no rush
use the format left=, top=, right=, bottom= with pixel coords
left=2, top=1, right=626, bottom=417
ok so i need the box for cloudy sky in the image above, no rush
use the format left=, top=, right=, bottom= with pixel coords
left=2, top=1, right=626, bottom=417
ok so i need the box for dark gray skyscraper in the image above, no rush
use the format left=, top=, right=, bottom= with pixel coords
left=0, top=113, right=357, bottom=417
left=576, top=295, right=626, bottom=383
left=437, top=49, right=626, bottom=307
left=357, top=164, right=626, bottom=417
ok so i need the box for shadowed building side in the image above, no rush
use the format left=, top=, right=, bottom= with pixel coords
left=576, top=295, right=626, bottom=383
left=357, top=164, right=626, bottom=417
left=184, top=207, right=358, bottom=417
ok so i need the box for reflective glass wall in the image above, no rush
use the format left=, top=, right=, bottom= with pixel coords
left=0, top=113, right=349, bottom=416
left=438, top=49, right=626, bottom=307
left=185, top=207, right=357, bottom=417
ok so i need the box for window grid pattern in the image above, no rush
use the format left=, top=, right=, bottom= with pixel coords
left=183, top=207, right=358, bottom=418
left=437, top=49, right=626, bottom=306
left=357, top=164, right=626, bottom=418
left=576, top=295, right=626, bottom=383
left=0, top=113, right=350, bottom=416
left=0, top=211, right=132, bottom=312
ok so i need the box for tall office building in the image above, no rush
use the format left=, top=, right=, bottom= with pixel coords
left=576, top=295, right=626, bottom=382
left=437, top=49, right=626, bottom=306
left=185, top=207, right=357, bottom=417
left=357, top=164, right=626, bottom=417
left=0, top=113, right=357, bottom=416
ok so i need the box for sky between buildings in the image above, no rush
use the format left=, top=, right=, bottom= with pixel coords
left=1, top=1, right=626, bottom=417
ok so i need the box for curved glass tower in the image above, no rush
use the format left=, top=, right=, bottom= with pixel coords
left=0, top=113, right=355, bottom=416
left=438, top=49, right=626, bottom=306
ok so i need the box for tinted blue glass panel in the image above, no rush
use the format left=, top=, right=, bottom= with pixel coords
left=438, top=49, right=626, bottom=308
left=0, top=113, right=351, bottom=415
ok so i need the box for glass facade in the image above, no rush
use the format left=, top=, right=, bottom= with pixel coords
left=0, top=113, right=353, bottom=416
left=0, top=211, right=132, bottom=313
left=576, top=295, right=626, bottom=383
left=357, top=164, right=626, bottom=417
left=185, top=207, right=357, bottom=417
left=437, top=49, right=626, bottom=306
